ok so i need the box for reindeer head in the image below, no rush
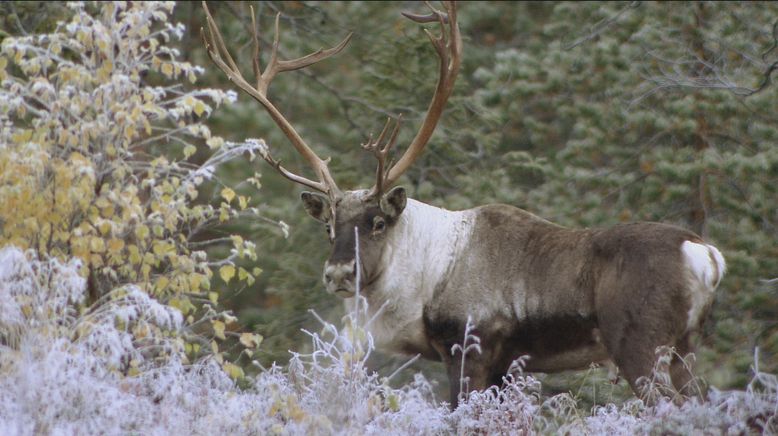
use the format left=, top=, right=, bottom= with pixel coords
left=202, top=1, right=460, bottom=297
left=299, top=187, right=405, bottom=296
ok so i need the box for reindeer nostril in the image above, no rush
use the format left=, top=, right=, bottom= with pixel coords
left=324, top=262, right=357, bottom=285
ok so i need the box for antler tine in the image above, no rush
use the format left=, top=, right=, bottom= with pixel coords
left=202, top=2, right=240, bottom=74
left=363, top=116, right=403, bottom=197
left=401, top=1, right=449, bottom=24
left=381, top=1, right=461, bottom=189
left=201, top=1, right=349, bottom=198
left=258, top=12, right=353, bottom=95
left=250, top=5, right=261, bottom=82
left=257, top=143, right=330, bottom=192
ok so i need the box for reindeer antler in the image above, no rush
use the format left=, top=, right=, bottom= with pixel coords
left=201, top=1, right=351, bottom=199
left=362, top=115, right=403, bottom=198
left=367, top=1, right=461, bottom=197
left=202, top=1, right=460, bottom=200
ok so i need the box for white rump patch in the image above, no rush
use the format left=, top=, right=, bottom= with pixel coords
left=682, top=241, right=725, bottom=289
left=681, top=240, right=726, bottom=331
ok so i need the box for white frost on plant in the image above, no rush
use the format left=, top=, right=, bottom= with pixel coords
left=0, top=0, right=776, bottom=431
left=1, top=246, right=777, bottom=433
left=0, top=247, right=85, bottom=346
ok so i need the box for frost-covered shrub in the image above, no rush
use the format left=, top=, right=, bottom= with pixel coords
left=1, top=2, right=777, bottom=434
left=450, top=371, right=541, bottom=434
left=0, top=0, right=273, bottom=374
left=0, top=246, right=185, bottom=433
left=1, top=246, right=777, bottom=434
left=0, top=249, right=433, bottom=434
left=0, top=1, right=262, bottom=319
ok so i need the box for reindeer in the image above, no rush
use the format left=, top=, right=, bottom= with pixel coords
left=202, top=1, right=725, bottom=407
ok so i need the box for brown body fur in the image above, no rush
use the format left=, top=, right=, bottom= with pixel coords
left=421, top=204, right=709, bottom=407
left=201, top=0, right=711, bottom=410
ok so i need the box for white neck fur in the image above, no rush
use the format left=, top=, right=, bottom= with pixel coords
left=360, top=198, right=475, bottom=349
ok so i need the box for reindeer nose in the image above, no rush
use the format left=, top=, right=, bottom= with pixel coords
left=323, top=259, right=356, bottom=284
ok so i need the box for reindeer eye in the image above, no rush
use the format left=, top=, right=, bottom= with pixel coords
left=373, top=216, right=386, bottom=232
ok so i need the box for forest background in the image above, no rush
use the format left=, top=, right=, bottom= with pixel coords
left=0, top=0, right=776, bottom=429
left=174, top=0, right=777, bottom=393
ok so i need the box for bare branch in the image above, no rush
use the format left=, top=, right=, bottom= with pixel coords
left=565, top=1, right=641, bottom=50
left=761, top=19, right=778, bottom=60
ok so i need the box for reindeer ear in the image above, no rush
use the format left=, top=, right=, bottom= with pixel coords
left=301, top=192, right=331, bottom=222
left=380, top=186, right=407, bottom=219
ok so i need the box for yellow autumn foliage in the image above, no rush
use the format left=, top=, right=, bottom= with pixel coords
left=0, top=1, right=261, bottom=330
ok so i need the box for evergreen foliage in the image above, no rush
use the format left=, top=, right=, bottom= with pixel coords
left=181, top=1, right=777, bottom=388
left=1, top=1, right=777, bottom=431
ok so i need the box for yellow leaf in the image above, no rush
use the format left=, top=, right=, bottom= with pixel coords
left=221, top=187, right=235, bottom=203
left=143, top=252, right=157, bottom=267
left=133, top=324, right=149, bottom=339
left=169, top=296, right=195, bottom=315
left=212, top=320, right=226, bottom=340
left=238, top=267, right=249, bottom=281
left=108, top=238, right=124, bottom=253
left=219, top=265, right=235, bottom=283
left=252, top=267, right=263, bottom=277
left=239, top=332, right=254, bottom=348
left=183, top=145, right=196, bottom=158
left=141, top=263, right=151, bottom=280
left=206, top=136, right=224, bottom=149
left=12, top=129, right=32, bottom=144
left=240, top=332, right=263, bottom=349
left=223, top=362, right=244, bottom=380
left=161, top=63, right=173, bottom=77
left=99, top=222, right=112, bottom=235
left=136, top=224, right=150, bottom=240
left=90, top=237, right=105, bottom=253
left=152, top=241, right=170, bottom=256
left=155, top=276, right=169, bottom=293
left=189, top=274, right=202, bottom=291
left=90, top=254, right=103, bottom=268
left=208, top=292, right=218, bottom=305
left=54, top=231, right=70, bottom=243
left=96, top=38, right=108, bottom=52
left=128, top=245, right=141, bottom=265
left=193, top=100, right=206, bottom=117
